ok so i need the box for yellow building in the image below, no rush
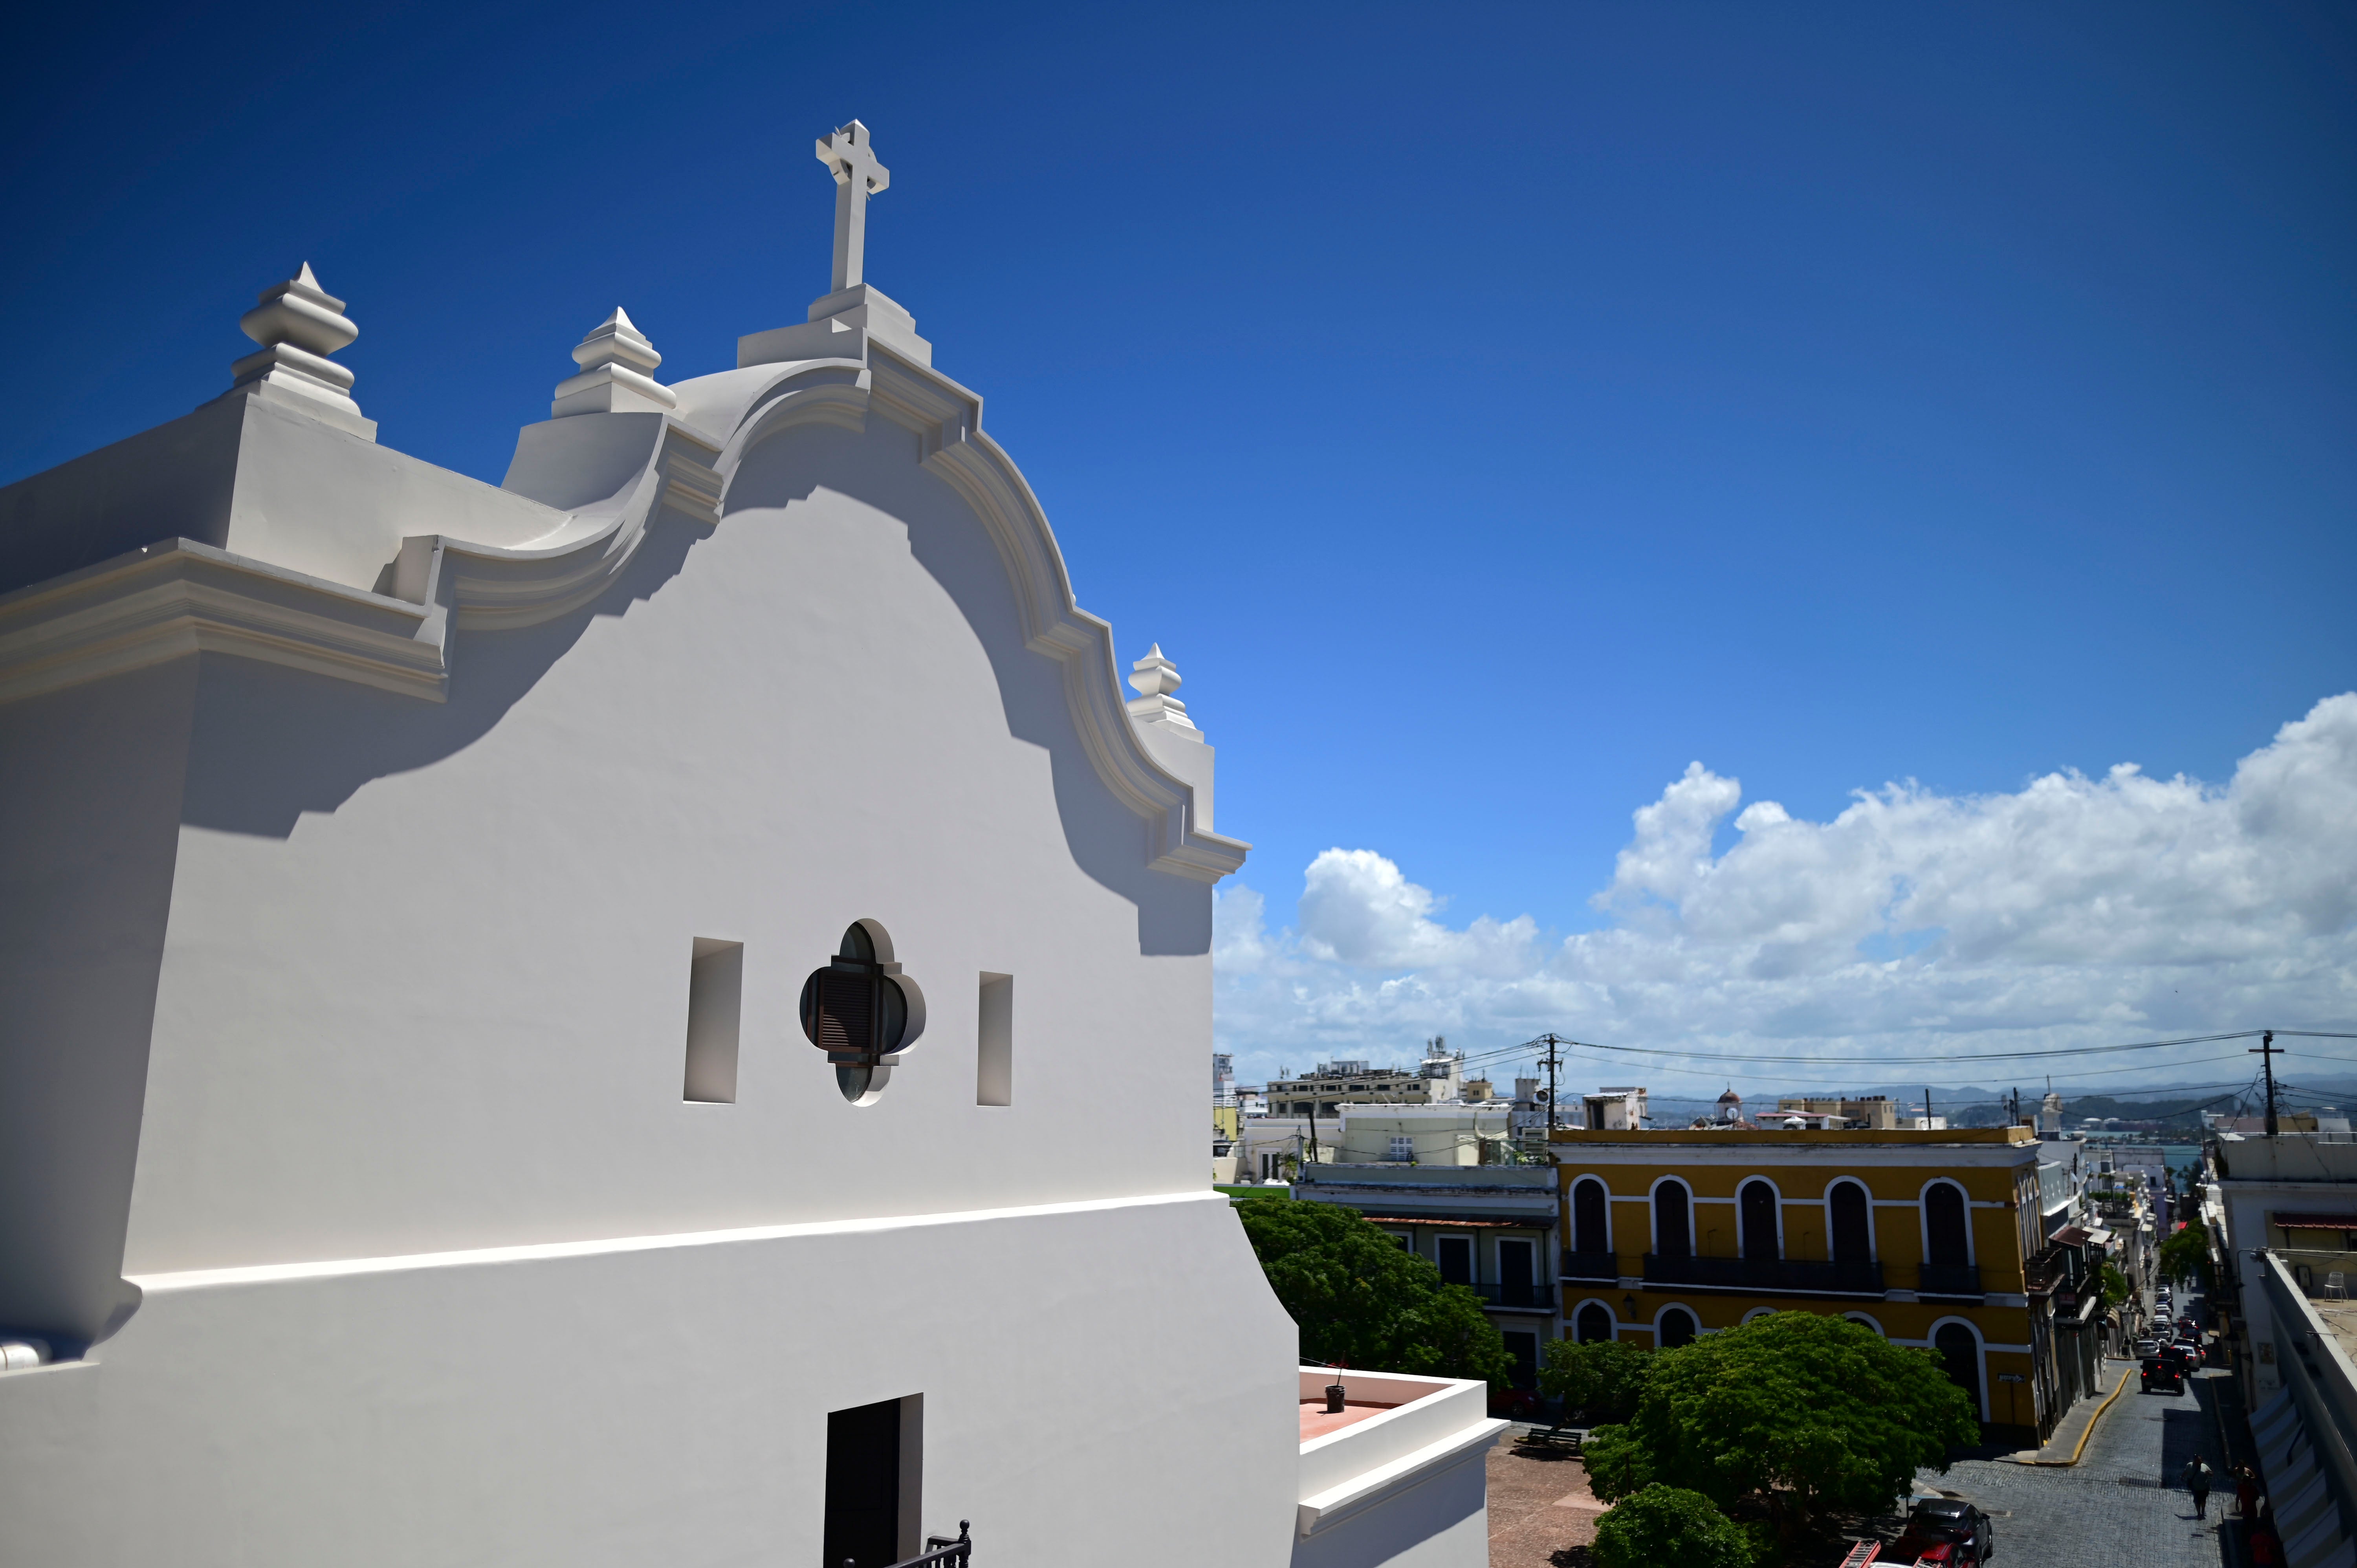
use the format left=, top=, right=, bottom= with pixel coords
left=1550, top=1125, right=2064, bottom=1446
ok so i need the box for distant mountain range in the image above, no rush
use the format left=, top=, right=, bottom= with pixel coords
left=1637, top=1077, right=2357, bottom=1130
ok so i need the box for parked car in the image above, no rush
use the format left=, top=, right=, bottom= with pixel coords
left=2141, top=1355, right=2186, bottom=1395
left=1891, top=1497, right=1995, bottom=1564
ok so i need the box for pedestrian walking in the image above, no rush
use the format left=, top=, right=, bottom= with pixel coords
left=2183, top=1455, right=2214, bottom=1519
left=2236, top=1464, right=2260, bottom=1520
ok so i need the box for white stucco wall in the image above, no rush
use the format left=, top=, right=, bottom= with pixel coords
left=4, top=1194, right=1298, bottom=1567
left=0, top=305, right=1297, bottom=1563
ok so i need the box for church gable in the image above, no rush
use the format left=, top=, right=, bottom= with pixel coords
left=0, top=119, right=1246, bottom=1292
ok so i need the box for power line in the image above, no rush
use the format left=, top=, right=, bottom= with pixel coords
left=1305, top=1026, right=2357, bottom=1089
left=1560, top=1028, right=2268, bottom=1066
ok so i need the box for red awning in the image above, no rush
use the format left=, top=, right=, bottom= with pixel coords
left=2273, top=1213, right=2357, bottom=1230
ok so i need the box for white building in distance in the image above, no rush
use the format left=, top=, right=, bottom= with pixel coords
left=0, top=121, right=1500, bottom=1568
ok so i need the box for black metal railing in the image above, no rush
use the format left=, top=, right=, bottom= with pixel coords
left=869, top=1522, right=971, bottom=1568
left=2023, top=1249, right=2066, bottom=1295
left=1918, top=1263, right=1983, bottom=1298
left=1642, top=1254, right=1885, bottom=1296
left=1559, top=1251, right=1620, bottom=1281
left=1466, top=1280, right=1557, bottom=1308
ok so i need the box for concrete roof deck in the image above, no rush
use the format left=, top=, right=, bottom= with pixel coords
left=2313, top=1297, right=2357, bottom=1365
left=1299, top=1399, right=1398, bottom=1441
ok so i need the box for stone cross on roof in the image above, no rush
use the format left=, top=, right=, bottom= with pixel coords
left=815, top=120, right=890, bottom=293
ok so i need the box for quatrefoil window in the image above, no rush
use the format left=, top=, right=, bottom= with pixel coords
left=800, top=921, right=923, bottom=1104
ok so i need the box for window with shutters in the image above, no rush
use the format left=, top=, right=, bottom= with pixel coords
left=1739, top=1179, right=1780, bottom=1260
left=1572, top=1176, right=1610, bottom=1256
left=1829, top=1180, right=1873, bottom=1263
left=1652, top=1180, right=1692, bottom=1258
left=799, top=921, right=926, bottom=1105
left=1924, top=1181, right=1971, bottom=1266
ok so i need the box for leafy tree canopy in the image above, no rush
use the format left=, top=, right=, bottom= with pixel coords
left=2158, top=1219, right=2216, bottom=1294
left=1540, top=1336, right=1653, bottom=1424
left=1593, top=1484, right=1754, bottom=1568
left=1233, top=1195, right=1512, bottom=1384
left=1583, top=1311, right=1978, bottom=1543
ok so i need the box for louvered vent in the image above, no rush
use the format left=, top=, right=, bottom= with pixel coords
left=812, top=967, right=876, bottom=1062
left=800, top=923, right=915, bottom=1102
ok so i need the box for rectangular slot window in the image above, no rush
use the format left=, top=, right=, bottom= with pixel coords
left=976, top=972, right=1013, bottom=1106
left=825, top=1394, right=921, bottom=1568
left=681, top=938, right=742, bottom=1104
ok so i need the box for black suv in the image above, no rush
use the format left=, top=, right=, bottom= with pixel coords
left=1891, top=1497, right=1994, bottom=1564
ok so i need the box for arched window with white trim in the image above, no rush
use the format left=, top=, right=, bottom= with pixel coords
left=1576, top=1301, right=1615, bottom=1343
left=1933, top=1320, right=1986, bottom=1420
left=1572, top=1177, right=1610, bottom=1258
left=1828, top=1179, right=1872, bottom=1264
left=1739, top=1178, right=1779, bottom=1260
left=1658, top=1305, right=1699, bottom=1348
left=1653, top=1179, right=1692, bottom=1259
left=1924, top=1180, right=1970, bottom=1267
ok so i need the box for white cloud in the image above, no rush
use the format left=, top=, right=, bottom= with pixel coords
left=1214, top=693, right=2357, bottom=1091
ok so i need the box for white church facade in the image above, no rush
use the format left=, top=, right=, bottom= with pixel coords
left=0, top=123, right=1500, bottom=1566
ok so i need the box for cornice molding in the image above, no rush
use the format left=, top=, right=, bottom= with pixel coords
left=0, top=336, right=1243, bottom=882
left=0, top=539, right=444, bottom=703
left=703, top=339, right=1245, bottom=881
left=873, top=349, right=1244, bottom=881
left=393, top=422, right=723, bottom=634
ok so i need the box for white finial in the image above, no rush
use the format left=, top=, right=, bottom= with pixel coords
left=226, top=262, right=374, bottom=439
left=1126, top=645, right=1199, bottom=735
left=1129, top=644, right=1180, bottom=699
left=551, top=308, right=678, bottom=418
left=815, top=120, right=890, bottom=293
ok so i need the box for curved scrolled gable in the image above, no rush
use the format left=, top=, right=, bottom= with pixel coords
left=714, top=344, right=1247, bottom=882
left=0, top=334, right=1242, bottom=882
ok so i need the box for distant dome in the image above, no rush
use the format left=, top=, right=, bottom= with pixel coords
left=1717, top=1088, right=1741, bottom=1104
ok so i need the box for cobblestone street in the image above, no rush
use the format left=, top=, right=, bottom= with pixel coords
left=1918, top=1364, right=2241, bottom=1568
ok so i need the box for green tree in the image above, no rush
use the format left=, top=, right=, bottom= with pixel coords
left=1592, top=1485, right=1754, bottom=1568
left=2099, top=1262, right=2132, bottom=1312
left=1584, top=1311, right=1978, bottom=1549
left=1540, top=1336, right=1653, bottom=1423
left=2158, top=1219, right=2216, bottom=1294
left=1234, top=1196, right=1513, bottom=1383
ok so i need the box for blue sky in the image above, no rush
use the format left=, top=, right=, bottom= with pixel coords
left=10, top=2, right=2355, bottom=1092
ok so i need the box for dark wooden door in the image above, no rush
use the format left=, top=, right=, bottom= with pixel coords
left=823, top=1398, right=902, bottom=1568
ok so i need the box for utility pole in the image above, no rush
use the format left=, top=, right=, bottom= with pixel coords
left=1534, top=1033, right=1568, bottom=1134
left=1925, top=1086, right=1935, bottom=1129
left=2252, top=1029, right=2283, bottom=1138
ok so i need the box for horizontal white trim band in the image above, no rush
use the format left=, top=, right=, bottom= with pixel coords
left=130, top=1188, right=1227, bottom=1293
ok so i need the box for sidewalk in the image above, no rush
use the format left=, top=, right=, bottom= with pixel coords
left=2007, top=1355, right=2130, bottom=1465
